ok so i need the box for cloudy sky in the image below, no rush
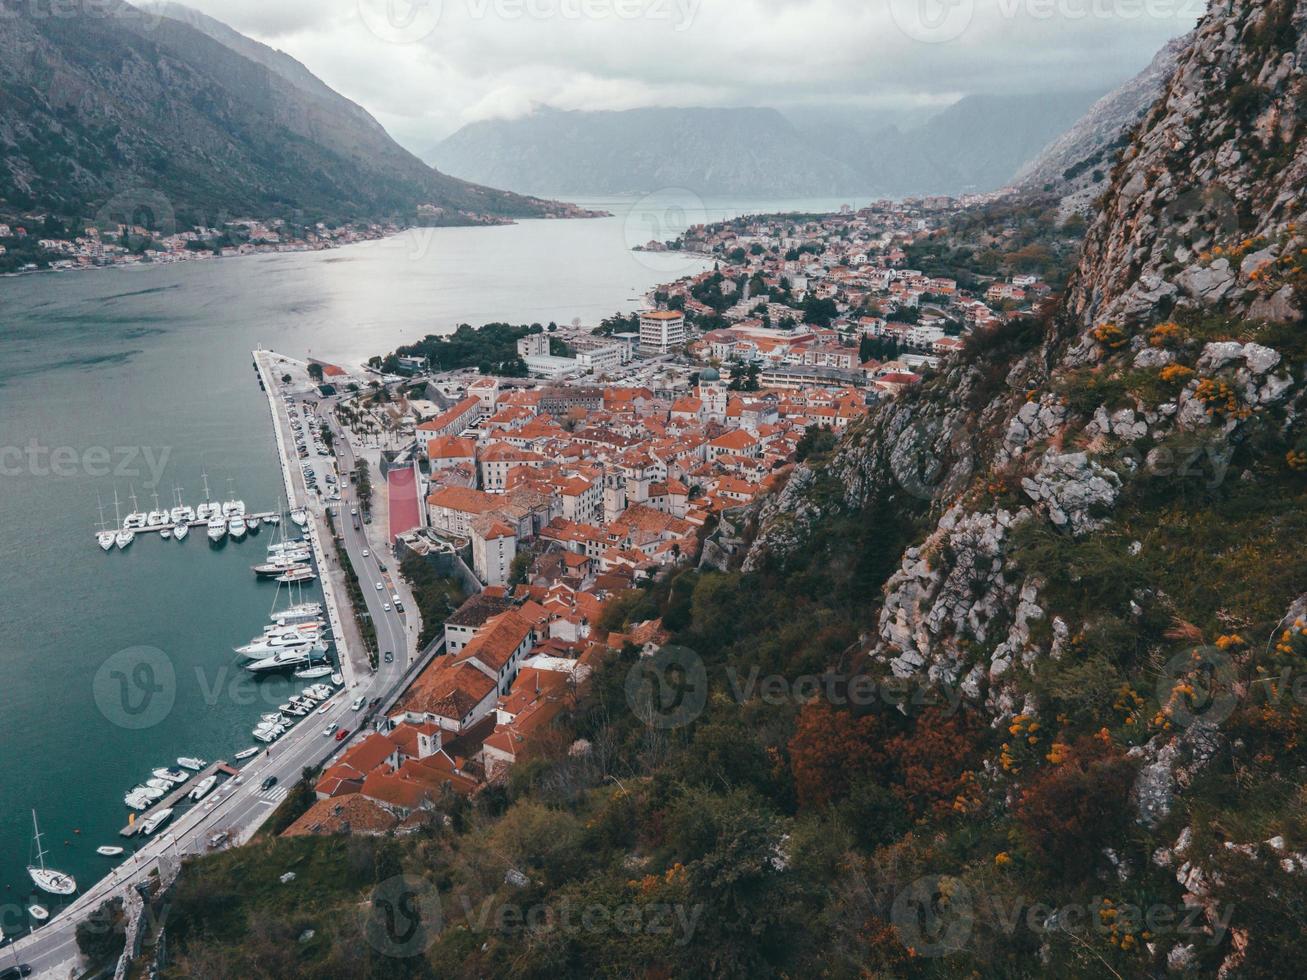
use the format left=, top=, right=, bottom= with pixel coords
left=155, top=0, right=1205, bottom=155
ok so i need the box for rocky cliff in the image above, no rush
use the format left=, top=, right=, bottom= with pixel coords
left=748, top=7, right=1306, bottom=964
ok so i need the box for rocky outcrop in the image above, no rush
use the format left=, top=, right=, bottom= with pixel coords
left=1064, top=0, right=1307, bottom=329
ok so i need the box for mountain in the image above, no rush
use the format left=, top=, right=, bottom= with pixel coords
left=0, top=0, right=570, bottom=226
left=1009, top=32, right=1194, bottom=210
left=432, top=106, right=866, bottom=198
left=432, top=93, right=1105, bottom=200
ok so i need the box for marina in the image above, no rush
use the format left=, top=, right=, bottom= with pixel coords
left=93, top=508, right=283, bottom=548
left=118, top=761, right=239, bottom=838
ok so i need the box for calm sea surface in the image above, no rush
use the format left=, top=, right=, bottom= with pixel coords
left=0, top=195, right=854, bottom=925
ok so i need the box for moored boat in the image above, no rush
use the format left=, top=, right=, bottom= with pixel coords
left=27, top=811, right=76, bottom=896
left=177, top=757, right=206, bottom=771
left=96, top=846, right=125, bottom=857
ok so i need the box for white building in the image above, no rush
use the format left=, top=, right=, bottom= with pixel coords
left=639, top=310, right=686, bottom=355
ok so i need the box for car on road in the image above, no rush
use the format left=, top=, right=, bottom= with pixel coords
left=261, top=776, right=278, bottom=791
left=323, top=723, right=338, bottom=737
left=384, top=651, right=394, bottom=664
left=361, top=548, right=369, bottom=557
left=207, top=831, right=229, bottom=850
left=370, top=696, right=382, bottom=707
left=1, top=964, right=33, bottom=978
left=335, top=728, right=350, bottom=741
left=383, top=602, right=391, bottom=611
left=350, top=696, right=365, bottom=711
left=375, top=581, right=383, bottom=590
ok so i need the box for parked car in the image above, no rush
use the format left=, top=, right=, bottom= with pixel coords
left=207, top=831, right=229, bottom=849
left=335, top=728, right=350, bottom=741
left=384, top=651, right=394, bottom=664
left=350, top=696, right=365, bottom=711
left=323, top=724, right=338, bottom=737
left=0, top=965, right=33, bottom=978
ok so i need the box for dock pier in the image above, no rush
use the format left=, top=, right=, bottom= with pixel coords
left=119, top=761, right=232, bottom=838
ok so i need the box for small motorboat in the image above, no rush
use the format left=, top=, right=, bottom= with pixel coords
left=145, top=778, right=173, bottom=793
left=152, top=767, right=188, bottom=785
left=96, top=846, right=125, bottom=857
left=160, top=527, right=172, bottom=540
left=188, top=776, right=218, bottom=802
left=233, top=747, right=259, bottom=761
left=138, top=808, right=173, bottom=836
left=124, top=791, right=153, bottom=811
left=330, top=672, right=344, bottom=687
left=28, top=904, right=49, bottom=922
left=174, top=522, right=189, bottom=541
left=294, top=666, right=333, bottom=680
left=177, top=757, right=206, bottom=771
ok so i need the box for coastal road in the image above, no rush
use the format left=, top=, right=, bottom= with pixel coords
left=5, top=357, right=424, bottom=978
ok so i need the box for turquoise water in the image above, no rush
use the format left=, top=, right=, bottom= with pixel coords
left=0, top=197, right=826, bottom=925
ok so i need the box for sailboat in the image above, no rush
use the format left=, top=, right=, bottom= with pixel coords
left=27, top=811, right=77, bottom=896
left=96, top=493, right=115, bottom=552
left=172, top=485, right=192, bottom=540
left=113, top=489, right=134, bottom=550
left=147, top=490, right=167, bottom=528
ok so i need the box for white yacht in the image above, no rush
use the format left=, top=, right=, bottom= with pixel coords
left=152, top=767, right=188, bottom=785
left=294, top=665, right=333, bottom=680
left=147, top=491, right=167, bottom=527
left=177, top=756, right=207, bottom=771
left=290, top=507, right=308, bottom=527
left=124, top=790, right=154, bottom=811
left=233, top=747, right=259, bottom=761
left=138, top=808, right=174, bottom=836
left=188, top=775, right=218, bottom=801
left=170, top=488, right=195, bottom=525
left=245, top=515, right=261, bottom=532
left=96, top=494, right=115, bottom=552
left=245, top=644, right=326, bottom=672
left=124, top=487, right=147, bottom=530
left=97, top=846, right=124, bottom=857
left=160, top=526, right=172, bottom=540
left=112, top=489, right=134, bottom=549
left=173, top=521, right=189, bottom=541
left=271, top=602, right=324, bottom=625
left=145, top=778, right=173, bottom=793
left=276, top=566, right=316, bottom=584
left=27, top=811, right=77, bottom=896
left=207, top=514, right=227, bottom=543
left=228, top=516, right=247, bottom=540
left=236, top=633, right=320, bottom=661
